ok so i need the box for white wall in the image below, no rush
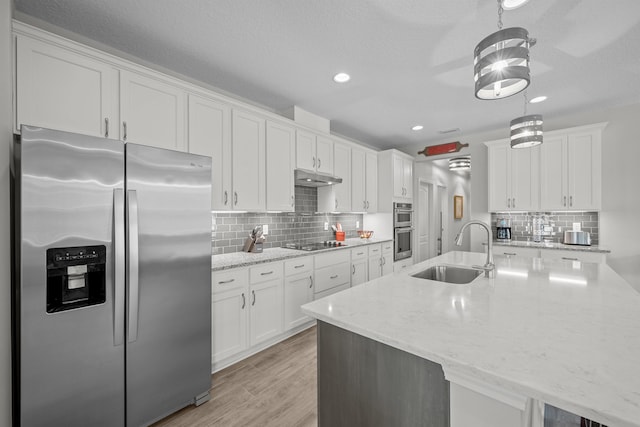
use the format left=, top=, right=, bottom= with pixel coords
left=1, top=0, right=13, bottom=423
left=402, top=102, right=640, bottom=290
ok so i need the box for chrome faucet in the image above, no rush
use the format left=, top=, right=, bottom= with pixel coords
left=454, top=220, right=495, bottom=278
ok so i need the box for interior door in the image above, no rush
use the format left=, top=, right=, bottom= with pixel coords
left=418, top=181, right=431, bottom=262
left=125, top=143, right=212, bottom=426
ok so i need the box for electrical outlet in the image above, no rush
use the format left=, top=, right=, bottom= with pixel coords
left=356, top=220, right=360, bottom=228
left=262, top=224, right=269, bottom=235
left=324, top=222, right=329, bottom=231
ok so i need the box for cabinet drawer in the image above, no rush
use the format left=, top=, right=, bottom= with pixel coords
left=381, top=241, right=393, bottom=254
left=284, top=257, right=313, bottom=276
left=351, top=247, right=368, bottom=261
left=368, top=244, right=382, bottom=257
left=250, top=261, right=283, bottom=284
left=495, top=247, right=540, bottom=259
left=212, top=268, right=248, bottom=293
left=540, top=249, right=606, bottom=264
left=314, top=282, right=350, bottom=300
left=315, top=250, right=348, bottom=269
left=315, top=263, right=350, bottom=294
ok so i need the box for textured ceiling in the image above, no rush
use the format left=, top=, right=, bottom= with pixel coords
left=13, top=0, right=640, bottom=150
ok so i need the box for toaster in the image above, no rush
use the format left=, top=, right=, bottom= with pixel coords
left=563, top=231, right=591, bottom=246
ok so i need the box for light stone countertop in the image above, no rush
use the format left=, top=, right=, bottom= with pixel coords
left=490, top=240, right=611, bottom=253
left=211, top=237, right=392, bottom=271
left=302, top=251, right=640, bottom=427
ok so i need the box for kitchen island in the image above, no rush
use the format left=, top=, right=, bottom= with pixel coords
left=302, top=251, right=640, bottom=427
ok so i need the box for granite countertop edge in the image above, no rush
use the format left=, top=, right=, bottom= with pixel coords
left=487, top=241, right=611, bottom=253
left=211, top=237, right=393, bottom=271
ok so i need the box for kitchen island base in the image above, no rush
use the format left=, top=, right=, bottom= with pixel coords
left=317, top=321, right=449, bottom=427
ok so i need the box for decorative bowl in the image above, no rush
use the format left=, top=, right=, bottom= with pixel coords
left=357, top=230, right=374, bottom=239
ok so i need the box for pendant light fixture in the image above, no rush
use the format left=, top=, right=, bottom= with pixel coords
left=474, top=0, right=536, bottom=100
left=449, top=156, right=471, bottom=171
left=510, top=92, right=543, bottom=148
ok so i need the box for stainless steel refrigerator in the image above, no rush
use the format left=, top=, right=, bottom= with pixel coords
left=11, top=126, right=212, bottom=426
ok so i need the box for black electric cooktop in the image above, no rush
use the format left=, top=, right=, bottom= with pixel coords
left=283, top=241, right=348, bottom=251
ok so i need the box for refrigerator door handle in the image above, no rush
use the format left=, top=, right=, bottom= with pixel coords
left=127, top=189, right=140, bottom=343
left=114, top=189, right=125, bottom=346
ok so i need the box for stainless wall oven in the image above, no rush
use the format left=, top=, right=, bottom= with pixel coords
left=393, top=202, right=413, bottom=261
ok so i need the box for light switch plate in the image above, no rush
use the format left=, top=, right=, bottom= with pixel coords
left=263, top=224, right=269, bottom=235
left=356, top=220, right=360, bottom=228
left=324, top=222, right=329, bottom=231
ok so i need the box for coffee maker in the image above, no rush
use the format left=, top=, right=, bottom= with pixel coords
left=496, top=217, right=512, bottom=241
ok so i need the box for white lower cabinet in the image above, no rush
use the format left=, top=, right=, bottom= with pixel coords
left=540, top=249, right=606, bottom=264
left=283, top=258, right=314, bottom=331
left=393, top=258, right=414, bottom=273
left=248, top=262, right=283, bottom=347
left=495, top=246, right=541, bottom=259
left=211, top=268, right=249, bottom=364
left=314, top=251, right=350, bottom=296
left=351, top=247, right=369, bottom=287
left=381, top=241, right=394, bottom=276
left=368, top=244, right=383, bottom=280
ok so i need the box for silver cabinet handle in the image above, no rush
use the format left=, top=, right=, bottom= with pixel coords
left=234, top=192, right=238, bottom=206
left=309, top=276, right=313, bottom=289
left=366, top=201, right=370, bottom=209
left=251, top=290, right=256, bottom=306
left=317, top=158, right=321, bottom=169
left=291, top=195, right=295, bottom=207
left=330, top=274, right=338, bottom=279
left=352, top=265, right=355, bottom=275
left=507, top=198, right=511, bottom=208
left=241, top=293, right=246, bottom=309
left=357, top=252, right=364, bottom=256
left=564, top=196, right=567, bottom=207
left=126, top=189, right=140, bottom=343
left=113, top=189, right=125, bottom=346
left=260, top=271, right=274, bottom=276
left=335, top=199, right=338, bottom=210
left=313, top=157, right=316, bottom=168
left=379, top=258, right=383, bottom=266
left=105, top=118, right=109, bottom=138
left=562, top=257, right=579, bottom=261
left=382, top=257, right=386, bottom=265
left=224, top=191, right=228, bottom=206
left=294, top=264, right=305, bottom=269
left=569, top=196, right=573, bottom=207
left=218, top=278, right=235, bottom=284
left=363, top=200, right=366, bottom=209
left=512, top=198, right=515, bottom=208
left=504, top=252, right=517, bottom=256
left=122, top=121, right=127, bottom=141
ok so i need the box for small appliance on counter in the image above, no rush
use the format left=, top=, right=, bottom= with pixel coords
left=496, top=217, right=512, bottom=241
left=243, top=225, right=265, bottom=253
left=563, top=231, right=591, bottom=246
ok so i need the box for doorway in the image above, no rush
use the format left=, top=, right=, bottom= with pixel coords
left=417, top=180, right=448, bottom=262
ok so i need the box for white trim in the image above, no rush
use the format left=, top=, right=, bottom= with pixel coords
left=444, top=367, right=529, bottom=411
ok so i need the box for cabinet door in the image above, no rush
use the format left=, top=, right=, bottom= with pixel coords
left=232, top=109, right=265, bottom=211
left=403, top=158, right=414, bottom=198
left=16, top=35, right=117, bottom=138
left=487, top=144, right=510, bottom=211
left=382, top=254, right=393, bottom=276
left=365, top=152, right=378, bottom=212
left=352, top=149, right=366, bottom=211
left=540, top=136, right=567, bottom=210
left=188, top=94, right=232, bottom=210
left=368, top=257, right=382, bottom=280
left=249, top=279, right=283, bottom=346
left=120, top=70, right=185, bottom=150
left=266, top=121, right=295, bottom=211
left=351, top=260, right=368, bottom=286
left=211, top=287, right=248, bottom=363
left=315, top=135, right=334, bottom=174
left=510, top=146, right=539, bottom=211
left=393, top=155, right=405, bottom=198
left=567, top=132, right=600, bottom=210
left=333, top=143, right=352, bottom=211
left=296, top=129, right=316, bottom=172
left=284, top=273, right=314, bottom=330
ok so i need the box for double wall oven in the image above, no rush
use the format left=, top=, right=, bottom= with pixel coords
left=393, top=202, right=413, bottom=261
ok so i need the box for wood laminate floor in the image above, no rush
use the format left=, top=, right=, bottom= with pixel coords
left=153, top=326, right=318, bottom=427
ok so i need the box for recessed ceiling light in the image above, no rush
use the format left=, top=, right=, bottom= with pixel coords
left=333, top=73, right=350, bottom=83
left=411, top=125, right=424, bottom=131
left=529, top=95, right=548, bottom=104
left=501, top=0, right=531, bottom=10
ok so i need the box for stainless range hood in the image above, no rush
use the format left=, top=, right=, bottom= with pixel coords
left=295, top=169, right=342, bottom=187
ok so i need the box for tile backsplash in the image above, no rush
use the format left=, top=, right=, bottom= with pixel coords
left=211, top=186, right=364, bottom=255
left=491, top=212, right=599, bottom=245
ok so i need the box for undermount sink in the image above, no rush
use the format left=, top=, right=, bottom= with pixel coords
left=411, top=265, right=483, bottom=284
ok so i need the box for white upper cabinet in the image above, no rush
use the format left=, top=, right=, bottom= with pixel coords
left=378, top=150, right=414, bottom=212
left=393, top=154, right=413, bottom=199
left=187, top=93, right=232, bottom=210
left=120, top=70, right=186, bottom=151
left=351, top=148, right=378, bottom=213
left=486, top=141, right=539, bottom=212
left=295, top=129, right=334, bottom=174
left=266, top=121, right=295, bottom=211
left=232, top=109, right=266, bottom=211
left=540, top=124, right=605, bottom=210
left=318, top=142, right=352, bottom=212
left=15, top=34, right=118, bottom=138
